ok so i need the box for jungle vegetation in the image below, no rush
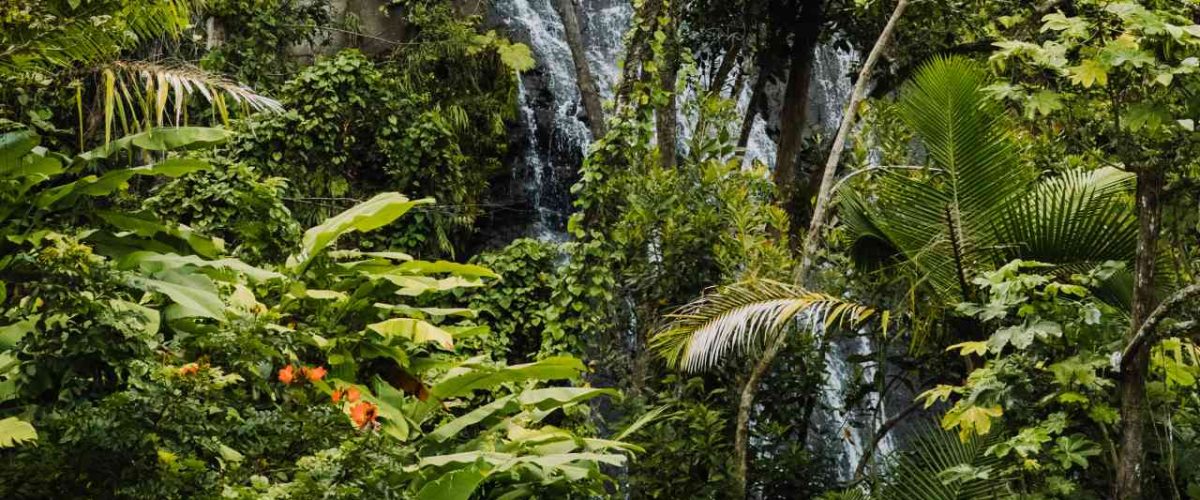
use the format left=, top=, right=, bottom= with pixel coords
left=2, top=0, right=1200, bottom=499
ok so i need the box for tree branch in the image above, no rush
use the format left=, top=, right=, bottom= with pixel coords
left=851, top=400, right=920, bottom=482
left=1120, top=282, right=1200, bottom=369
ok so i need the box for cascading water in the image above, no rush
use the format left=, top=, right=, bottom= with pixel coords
left=491, top=0, right=892, bottom=485
left=491, top=0, right=600, bottom=240
left=805, top=42, right=896, bottom=481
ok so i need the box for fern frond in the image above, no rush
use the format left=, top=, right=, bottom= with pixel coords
left=652, top=280, right=874, bottom=373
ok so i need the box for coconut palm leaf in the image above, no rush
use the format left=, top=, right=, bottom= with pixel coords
left=651, top=279, right=874, bottom=372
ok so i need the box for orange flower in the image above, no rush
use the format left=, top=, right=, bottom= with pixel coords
left=303, top=366, right=327, bottom=382
left=332, top=386, right=361, bottom=403
left=278, top=364, right=296, bottom=384
left=349, top=401, right=378, bottom=429
left=178, top=363, right=200, bottom=376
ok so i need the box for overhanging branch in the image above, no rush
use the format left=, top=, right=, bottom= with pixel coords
left=1120, top=283, right=1200, bottom=369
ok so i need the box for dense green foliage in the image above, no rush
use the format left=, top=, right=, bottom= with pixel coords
left=6, top=0, right=1200, bottom=498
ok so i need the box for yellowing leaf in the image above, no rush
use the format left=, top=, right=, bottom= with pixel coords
left=943, top=404, right=1004, bottom=441
left=1068, top=59, right=1108, bottom=88
left=946, top=341, right=989, bottom=357
left=368, top=318, right=455, bottom=350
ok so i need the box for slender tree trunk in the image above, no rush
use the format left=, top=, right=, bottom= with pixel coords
left=737, top=75, right=766, bottom=156
left=1116, top=165, right=1164, bottom=500
left=730, top=1, right=910, bottom=496
left=773, top=0, right=825, bottom=234
left=711, top=41, right=743, bottom=96
left=206, top=17, right=225, bottom=50
left=655, top=2, right=681, bottom=169
left=552, top=0, right=607, bottom=138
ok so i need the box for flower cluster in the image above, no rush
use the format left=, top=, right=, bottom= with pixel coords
left=331, top=386, right=378, bottom=429
left=277, top=364, right=327, bottom=384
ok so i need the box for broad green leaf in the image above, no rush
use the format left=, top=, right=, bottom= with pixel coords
left=121, top=251, right=282, bottom=283
left=517, top=387, right=619, bottom=409
left=415, top=462, right=491, bottom=500
left=368, top=318, right=455, bottom=350
left=0, top=130, right=39, bottom=168
left=1026, top=90, right=1064, bottom=118
left=426, top=396, right=519, bottom=443
left=128, top=270, right=225, bottom=320
left=0, top=417, right=36, bottom=447
left=0, top=316, right=38, bottom=349
left=73, top=127, right=233, bottom=166
left=430, top=357, right=585, bottom=400
left=108, top=299, right=160, bottom=338
left=290, top=193, right=433, bottom=271
left=1068, top=59, right=1108, bottom=88
left=96, top=211, right=224, bottom=258
left=394, top=260, right=499, bottom=278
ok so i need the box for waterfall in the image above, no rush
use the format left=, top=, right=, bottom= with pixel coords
left=806, top=42, right=896, bottom=481
left=491, top=0, right=893, bottom=485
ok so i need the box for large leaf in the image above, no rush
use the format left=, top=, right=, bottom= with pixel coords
left=426, top=396, right=519, bottom=443
left=517, top=387, right=619, bottom=409
left=40, top=158, right=211, bottom=208
left=127, top=270, right=225, bottom=320
left=368, top=318, right=456, bottom=351
left=880, top=422, right=1013, bottom=500
left=0, top=130, right=40, bottom=169
left=73, top=127, right=233, bottom=167
left=289, top=193, right=433, bottom=271
left=429, top=357, right=586, bottom=400
left=0, top=417, right=37, bottom=448
left=415, top=462, right=491, bottom=500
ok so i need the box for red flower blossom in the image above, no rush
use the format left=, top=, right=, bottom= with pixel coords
left=178, top=363, right=200, bottom=376
left=278, top=364, right=296, bottom=384
left=350, top=401, right=378, bottom=429
left=303, top=366, right=327, bottom=382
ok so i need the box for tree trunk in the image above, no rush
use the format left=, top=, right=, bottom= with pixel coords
left=655, top=6, right=681, bottom=169
left=552, top=0, right=607, bottom=138
left=711, top=41, right=743, bottom=96
left=772, top=0, right=825, bottom=234
left=731, top=1, right=910, bottom=497
left=206, top=17, right=225, bottom=50
left=1116, top=165, right=1164, bottom=500
left=736, top=75, right=766, bottom=156
left=614, top=0, right=663, bottom=108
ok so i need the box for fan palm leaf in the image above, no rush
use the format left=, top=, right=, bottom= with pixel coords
left=840, top=56, right=1149, bottom=310
left=879, top=422, right=1014, bottom=500
left=846, top=56, right=1032, bottom=301
left=652, top=279, right=874, bottom=372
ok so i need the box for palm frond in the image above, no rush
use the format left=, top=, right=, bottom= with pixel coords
left=993, top=167, right=1135, bottom=264
left=0, top=0, right=200, bottom=79
left=879, top=421, right=1014, bottom=500
left=101, top=61, right=282, bottom=137
left=651, top=279, right=874, bottom=373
